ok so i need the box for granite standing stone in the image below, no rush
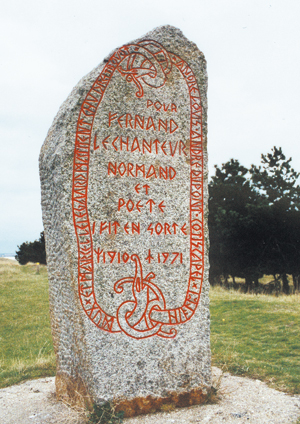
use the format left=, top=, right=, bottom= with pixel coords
left=39, top=25, right=210, bottom=417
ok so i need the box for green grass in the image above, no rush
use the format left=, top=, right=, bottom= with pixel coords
left=0, top=259, right=55, bottom=388
left=0, top=259, right=299, bottom=395
left=210, top=286, right=300, bottom=394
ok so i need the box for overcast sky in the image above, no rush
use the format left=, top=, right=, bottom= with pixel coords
left=1, top=0, right=300, bottom=253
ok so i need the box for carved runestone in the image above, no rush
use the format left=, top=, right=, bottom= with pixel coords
left=39, top=25, right=211, bottom=417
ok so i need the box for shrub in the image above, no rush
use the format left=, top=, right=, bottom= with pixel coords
left=15, top=232, right=46, bottom=265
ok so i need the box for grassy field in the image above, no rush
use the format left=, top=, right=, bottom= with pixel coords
left=210, top=287, right=300, bottom=394
left=0, top=259, right=55, bottom=388
left=0, top=259, right=299, bottom=394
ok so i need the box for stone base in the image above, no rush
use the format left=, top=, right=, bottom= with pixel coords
left=56, top=373, right=209, bottom=418
left=114, top=388, right=208, bottom=418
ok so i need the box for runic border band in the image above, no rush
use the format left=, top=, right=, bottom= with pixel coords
left=72, top=40, right=204, bottom=338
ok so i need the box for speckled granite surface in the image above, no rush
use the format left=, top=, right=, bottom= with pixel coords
left=39, top=25, right=210, bottom=416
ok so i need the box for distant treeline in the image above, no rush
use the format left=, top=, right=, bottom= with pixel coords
left=209, top=147, right=300, bottom=294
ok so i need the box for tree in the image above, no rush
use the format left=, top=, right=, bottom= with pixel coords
left=250, top=147, right=300, bottom=293
left=15, top=232, right=46, bottom=265
left=208, top=159, right=262, bottom=287
left=209, top=147, right=300, bottom=294
left=250, top=146, right=300, bottom=212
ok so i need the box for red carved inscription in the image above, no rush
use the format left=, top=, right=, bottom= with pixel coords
left=72, top=40, right=204, bottom=339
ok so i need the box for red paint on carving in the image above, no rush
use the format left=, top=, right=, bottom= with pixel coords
left=158, top=201, right=165, bottom=213
left=96, top=137, right=188, bottom=157
left=171, top=253, right=179, bottom=264
left=146, top=199, right=155, bottom=212
left=72, top=40, right=204, bottom=338
left=146, top=249, right=154, bottom=264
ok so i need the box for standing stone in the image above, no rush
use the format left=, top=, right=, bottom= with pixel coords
left=40, top=25, right=210, bottom=417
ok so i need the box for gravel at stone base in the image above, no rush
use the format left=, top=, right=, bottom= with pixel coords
left=0, top=368, right=299, bottom=424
